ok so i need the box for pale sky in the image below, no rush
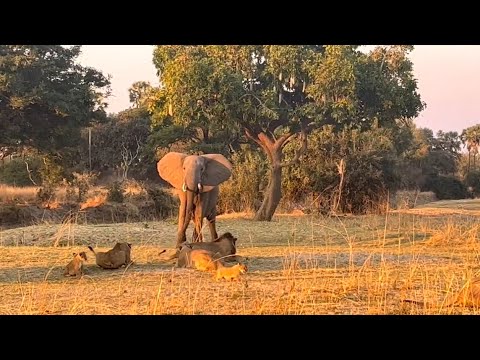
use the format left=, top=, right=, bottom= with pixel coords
left=77, top=45, right=480, bottom=135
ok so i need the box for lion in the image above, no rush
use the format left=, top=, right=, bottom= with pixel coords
left=403, top=276, right=480, bottom=308
left=181, top=232, right=238, bottom=262
left=215, top=262, right=248, bottom=282
left=64, top=252, right=88, bottom=277
left=88, top=242, right=132, bottom=270
left=177, top=248, right=220, bottom=271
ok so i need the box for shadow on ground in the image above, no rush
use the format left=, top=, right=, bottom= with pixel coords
left=0, top=260, right=177, bottom=284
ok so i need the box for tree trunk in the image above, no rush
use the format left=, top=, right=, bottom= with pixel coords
left=255, top=152, right=283, bottom=221
left=245, top=128, right=307, bottom=222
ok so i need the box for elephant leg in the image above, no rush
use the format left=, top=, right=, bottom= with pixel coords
left=207, top=215, right=218, bottom=241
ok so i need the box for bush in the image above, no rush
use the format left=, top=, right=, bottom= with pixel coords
left=145, top=186, right=178, bottom=218
left=464, top=170, right=480, bottom=197
left=422, top=175, right=470, bottom=200
left=282, top=125, right=402, bottom=214
left=0, top=156, right=42, bottom=186
left=107, top=181, right=124, bottom=203
left=217, top=147, right=268, bottom=213
left=39, top=156, right=64, bottom=186
left=71, top=172, right=98, bottom=202
left=36, top=185, right=56, bottom=203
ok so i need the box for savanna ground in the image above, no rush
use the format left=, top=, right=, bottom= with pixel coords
left=2, top=195, right=480, bottom=315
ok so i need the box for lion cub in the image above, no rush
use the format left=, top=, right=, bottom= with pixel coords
left=64, top=252, right=88, bottom=277
left=215, top=262, right=248, bottom=281
left=88, top=242, right=132, bottom=270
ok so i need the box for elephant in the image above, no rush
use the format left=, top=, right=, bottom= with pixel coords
left=157, top=152, right=233, bottom=250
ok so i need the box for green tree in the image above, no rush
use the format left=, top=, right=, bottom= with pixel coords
left=86, top=108, right=151, bottom=179
left=150, top=45, right=424, bottom=221
left=0, top=45, right=111, bottom=155
left=128, top=81, right=153, bottom=108
left=461, top=124, right=480, bottom=172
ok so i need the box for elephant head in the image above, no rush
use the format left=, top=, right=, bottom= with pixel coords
left=157, top=152, right=233, bottom=248
left=157, top=152, right=232, bottom=194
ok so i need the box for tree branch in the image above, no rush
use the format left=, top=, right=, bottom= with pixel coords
left=275, top=133, right=295, bottom=150
left=24, top=160, right=37, bottom=186
left=245, top=128, right=273, bottom=162
left=280, top=127, right=308, bottom=168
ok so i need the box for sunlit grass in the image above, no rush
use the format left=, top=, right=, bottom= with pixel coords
left=1, top=201, right=480, bottom=314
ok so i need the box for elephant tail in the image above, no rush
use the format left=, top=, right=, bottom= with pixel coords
left=87, top=246, right=96, bottom=255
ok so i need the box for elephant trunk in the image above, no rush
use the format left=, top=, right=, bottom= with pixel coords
left=184, top=190, right=195, bottom=227
left=184, top=171, right=203, bottom=194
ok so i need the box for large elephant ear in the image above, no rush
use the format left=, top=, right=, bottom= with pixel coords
left=201, top=154, right=232, bottom=191
left=157, top=152, right=187, bottom=189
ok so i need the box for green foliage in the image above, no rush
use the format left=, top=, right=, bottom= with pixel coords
left=71, top=172, right=98, bottom=202
left=36, top=184, right=55, bottom=203
left=39, top=156, right=64, bottom=186
left=422, top=175, right=470, bottom=200
left=84, top=108, right=151, bottom=177
left=0, top=45, right=111, bottom=153
left=150, top=45, right=425, bottom=219
left=463, top=170, right=480, bottom=197
left=107, top=181, right=124, bottom=203
left=129, top=81, right=153, bottom=108
left=217, top=147, right=268, bottom=213
left=400, top=127, right=462, bottom=189
left=282, top=124, right=402, bottom=214
left=145, top=186, right=178, bottom=218
left=0, top=156, right=42, bottom=186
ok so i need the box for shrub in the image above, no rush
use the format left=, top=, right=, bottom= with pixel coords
left=217, top=147, right=268, bottom=213
left=145, top=185, right=178, bottom=218
left=464, top=170, right=480, bottom=197
left=422, top=175, right=470, bottom=200
left=107, top=181, right=124, bottom=203
left=0, top=156, right=42, bottom=186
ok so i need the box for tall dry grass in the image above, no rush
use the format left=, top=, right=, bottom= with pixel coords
left=1, top=201, right=480, bottom=314
left=0, top=184, right=70, bottom=204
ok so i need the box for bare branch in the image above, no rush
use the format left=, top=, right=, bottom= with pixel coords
left=280, top=127, right=308, bottom=168
left=24, top=160, right=37, bottom=186
left=120, top=136, right=142, bottom=180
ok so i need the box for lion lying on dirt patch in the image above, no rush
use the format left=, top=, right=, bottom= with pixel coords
left=88, top=242, right=132, bottom=270
left=177, top=232, right=238, bottom=262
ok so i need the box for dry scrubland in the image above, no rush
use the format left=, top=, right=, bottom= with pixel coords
left=1, top=199, right=480, bottom=315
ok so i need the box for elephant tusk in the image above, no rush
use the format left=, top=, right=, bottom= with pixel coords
left=182, top=183, right=187, bottom=192
left=198, top=183, right=202, bottom=192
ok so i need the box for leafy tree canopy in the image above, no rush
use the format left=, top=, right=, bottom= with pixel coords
left=0, top=45, right=111, bottom=154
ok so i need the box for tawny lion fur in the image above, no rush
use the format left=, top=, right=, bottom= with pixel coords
left=88, top=242, right=132, bottom=269
left=403, top=276, right=480, bottom=308
left=176, top=232, right=238, bottom=265
left=64, top=252, right=88, bottom=277
left=215, top=262, right=248, bottom=281
left=186, top=249, right=220, bottom=271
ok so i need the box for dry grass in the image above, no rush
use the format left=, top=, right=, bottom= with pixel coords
left=0, top=185, right=70, bottom=204
left=0, top=185, right=39, bottom=203
left=2, top=199, right=480, bottom=315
